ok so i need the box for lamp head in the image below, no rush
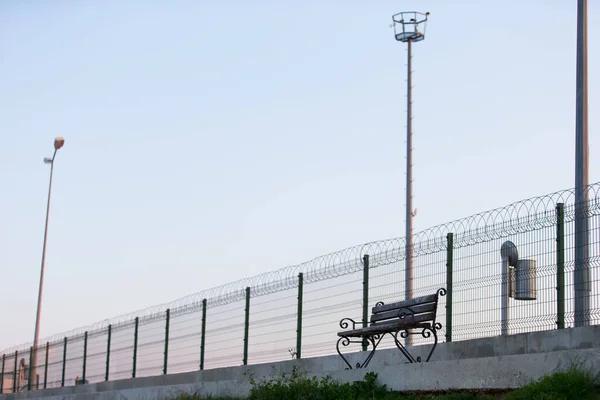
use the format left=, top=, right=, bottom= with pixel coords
left=501, top=241, right=519, bottom=267
left=54, top=137, right=65, bottom=150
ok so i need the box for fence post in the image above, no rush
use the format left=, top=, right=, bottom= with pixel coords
left=13, top=350, right=18, bottom=393
left=82, top=331, right=88, bottom=383
left=362, top=254, right=370, bottom=351
left=61, top=337, right=67, bottom=387
left=163, top=309, right=170, bottom=375
left=28, top=346, right=33, bottom=391
left=556, top=203, right=565, bottom=329
left=105, top=324, right=112, bottom=382
left=446, top=233, right=454, bottom=342
left=1, top=353, right=4, bottom=394
left=43, top=342, right=49, bottom=389
left=200, top=299, right=207, bottom=370
left=296, top=273, right=304, bottom=359
left=243, top=287, right=251, bottom=365
left=132, top=317, right=139, bottom=378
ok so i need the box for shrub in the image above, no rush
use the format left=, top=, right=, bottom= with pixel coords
left=246, top=368, right=390, bottom=400
left=506, top=365, right=599, bottom=400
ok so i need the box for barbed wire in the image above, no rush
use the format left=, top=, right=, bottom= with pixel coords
left=3, top=181, right=599, bottom=354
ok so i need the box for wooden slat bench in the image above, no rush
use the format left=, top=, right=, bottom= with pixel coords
left=336, top=288, right=446, bottom=369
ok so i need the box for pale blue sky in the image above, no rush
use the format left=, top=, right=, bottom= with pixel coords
left=0, top=0, right=598, bottom=351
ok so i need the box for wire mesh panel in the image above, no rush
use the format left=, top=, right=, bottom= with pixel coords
left=507, top=225, right=556, bottom=334
left=370, top=259, right=404, bottom=307
left=247, top=288, right=297, bottom=364
left=167, top=309, right=202, bottom=374
left=453, top=240, right=504, bottom=341
left=411, top=247, right=448, bottom=345
left=590, top=212, right=600, bottom=323
left=85, top=330, right=107, bottom=383
left=565, top=205, right=577, bottom=327
left=452, top=232, right=555, bottom=341
left=135, top=317, right=166, bottom=378
left=564, top=200, right=600, bottom=327
left=0, top=352, right=16, bottom=394
left=63, top=335, right=84, bottom=387
left=44, top=340, right=64, bottom=388
left=589, top=212, right=600, bottom=322
left=108, top=324, right=134, bottom=381
left=369, top=258, right=404, bottom=351
left=203, top=299, right=245, bottom=370
left=302, top=271, right=362, bottom=358
left=30, top=346, right=43, bottom=390
left=367, top=246, right=447, bottom=351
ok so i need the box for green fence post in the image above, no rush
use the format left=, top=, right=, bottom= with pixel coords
left=105, top=325, right=112, bottom=382
left=1, top=353, right=5, bottom=394
left=200, top=299, right=207, bottom=370
left=296, top=273, right=304, bottom=359
left=362, top=254, right=370, bottom=351
left=556, top=203, right=565, bottom=329
left=43, top=342, right=49, bottom=389
left=13, top=350, right=18, bottom=393
left=132, top=317, right=139, bottom=378
left=243, top=287, right=251, bottom=365
left=82, top=331, right=88, bottom=383
left=163, top=309, right=170, bottom=375
left=446, top=232, right=454, bottom=342
left=28, top=346, right=33, bottom=391
left=61, top=337, right=67, bottom=387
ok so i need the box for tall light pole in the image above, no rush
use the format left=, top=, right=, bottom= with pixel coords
left=29, top=137, right=65, bottom=388
left=392, top=11, right=429, bottom=346
left=574, top=0, right=590, bottom=327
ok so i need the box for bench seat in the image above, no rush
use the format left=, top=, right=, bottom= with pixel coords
left=338, top=322, right=431, bottom=337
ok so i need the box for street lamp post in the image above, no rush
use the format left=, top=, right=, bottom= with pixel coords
left=573, top=0, right=590, bottom=328
left=29, top=137, right=65, bottom=388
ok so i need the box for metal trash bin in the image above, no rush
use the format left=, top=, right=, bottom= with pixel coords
left=514, top=259, right=536, bottom=300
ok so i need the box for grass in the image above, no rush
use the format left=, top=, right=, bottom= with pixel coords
left=166, top=365, right=599, bottom=400
left=505, top=365, right=599, bottom=400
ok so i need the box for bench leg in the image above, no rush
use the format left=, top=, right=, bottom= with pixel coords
left=392, top=331, right=419, bottom=363
left=422, top=325, right=440, bottom=362
left=336, top=336, right=355, bottom=370
left=336, top=335, right=383, bottom=370
left=391, top=325, right=441, bottom=363
left=359, top=335, right=384, bottom=369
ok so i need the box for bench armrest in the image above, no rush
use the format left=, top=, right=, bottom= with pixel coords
left=339, top=317, right=358, bottom=331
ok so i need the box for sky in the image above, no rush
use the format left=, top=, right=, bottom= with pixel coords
left=0, top=0, right=598, bottom=352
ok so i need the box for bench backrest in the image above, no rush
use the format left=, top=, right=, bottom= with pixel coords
left=370, top=292, right=439, bottom=326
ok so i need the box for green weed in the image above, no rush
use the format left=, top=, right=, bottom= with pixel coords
left=506, top=364, right=599, bottom=400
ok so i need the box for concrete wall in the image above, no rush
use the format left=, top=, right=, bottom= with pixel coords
left=2, top=325, right=599, bottom=400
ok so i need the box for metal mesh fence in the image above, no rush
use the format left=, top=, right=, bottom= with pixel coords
left=167, top=310, right=202, bottom=374
left=247, top=289, right=297, bottom=364
left=46, top=340, right=64, bottom=388
left=203, top=300, right=245, bottom=370
left=1, top=183, right=599, bottom=393
left=109, top=324, right=134, bottom=381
